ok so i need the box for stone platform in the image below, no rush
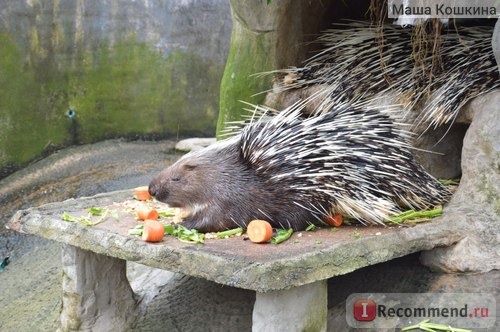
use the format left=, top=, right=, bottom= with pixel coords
left=8, top=190, right=466, bottom=331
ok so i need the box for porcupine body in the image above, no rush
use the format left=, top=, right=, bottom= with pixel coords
left=148, top=103, right=451, bottom=232
left=272, top=22, right=500, bottom=131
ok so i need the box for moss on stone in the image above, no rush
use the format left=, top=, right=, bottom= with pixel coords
left=66, top=39, right=221, bottom=143
left=477, top=173, right=500, bottom=215
left=0, top=34, right=222, bottom=177
left=0, top=33, right=68, bottom=169
left=217, top=23, right=275, bottom=138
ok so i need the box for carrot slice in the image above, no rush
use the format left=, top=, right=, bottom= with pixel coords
left=142, top=220, right=164, bottom=242
left=134, top=186, right=152, bottom=201
left=323, top=214, right=343, bottom=227
left=136, top=206, right=159, bottom=221
left=247, top=220, right=273, bottom=243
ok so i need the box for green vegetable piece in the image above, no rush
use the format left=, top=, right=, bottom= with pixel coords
left=401, top=318, right=471, bottom=332
left=164, top=224, right=175, bottom=235
left=305, top=224, right=316, bottom=231
left=128, top=228, right=143, bottom=236
left=162, top=224, right=205, bottom=243
left=110, top=210, right=120, bottom=221
left=438, top=178, right=460, bottom=186
left=61, top=209, right=109, bottom=226
left=388, top=206, right=443, bottom=224
left=61, top=211, right=79, bottom=223
left=216, top=227, right=243, bottom=238
left=271, top=228, right=293, bottom=244
left=158, top=208, right=178, bottom=218
left=87, top=207, right=105, bottom=216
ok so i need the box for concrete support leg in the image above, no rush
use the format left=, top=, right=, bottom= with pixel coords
left=59, top=245, right=136, bottom=331
left=252, top=280, right=327, bottom=332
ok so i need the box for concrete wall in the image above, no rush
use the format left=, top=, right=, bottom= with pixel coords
left=0, top=0, right=231, bottom=178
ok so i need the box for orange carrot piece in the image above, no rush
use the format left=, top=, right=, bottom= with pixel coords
left=136, top=206, right=159, bottom=221
left=134, top=186, right=152, bottom=201
left=247, top=220, right=273, bottom=243
left=142, top=220, right=164, bottom=242
left=323, top=214, right=343, bottom=227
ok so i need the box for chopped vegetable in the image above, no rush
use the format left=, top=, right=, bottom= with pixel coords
left=216, top=227, right=244, bottom=238
left=247, top=220, right=273, bottom=243
left=439, top=178, right=460, bottom=186
left=158, top=208, right=178, bottom=218
left=128, top=224, right=144, bottom=236
left=305, top=224, right=316, bottom=231
left=136, top=206, right=159, bottom=221
left=402, top=319, right=471, bottom=332
left=61, top=208, right=110, bottom=226
left=134, top=186, right=152, bottom=201
left=271, top=228, right=293, bottom=244
left=388, top=206, right=443, bottom=224
left=87, top=207, right=105, bottom=216
left=142, top=220, right=165, bottom=242
left=323, top=214, right=343, bottom=227
left=128, top=223, right=204, bottom=243
left=164, top=224, right=205, bottom=244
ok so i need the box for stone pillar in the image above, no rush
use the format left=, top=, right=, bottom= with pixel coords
left=252, top=280, right=327, bottom=332
left=59, top=245, right=136, bottom=331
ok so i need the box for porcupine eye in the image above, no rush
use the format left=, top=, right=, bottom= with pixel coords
left=171, top=164, right=197, bottom=182
left=184, top=164, right=197, bottom=171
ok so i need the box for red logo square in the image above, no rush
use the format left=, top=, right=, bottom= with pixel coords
left=353, top=299, right=376, bottom=321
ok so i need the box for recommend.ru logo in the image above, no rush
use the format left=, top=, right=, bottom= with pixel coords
left=346, top=293, right=496, bottom=329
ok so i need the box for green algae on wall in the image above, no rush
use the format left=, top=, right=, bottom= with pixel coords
left=67, top=40, right=221, bottom=143
left=0, top=35, right=222, bottom=178
left=0, top=33, right=69, bottom=173
left=217, top=22, right=275, bottom=138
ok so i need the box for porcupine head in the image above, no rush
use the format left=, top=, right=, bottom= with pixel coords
left=148, top=135, right=323, bottom=233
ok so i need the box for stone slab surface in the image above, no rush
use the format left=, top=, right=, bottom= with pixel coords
left=8, top=190, right=465, bottom=292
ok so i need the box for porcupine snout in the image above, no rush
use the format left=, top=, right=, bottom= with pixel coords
left=148, top=175, right=169, bottom=202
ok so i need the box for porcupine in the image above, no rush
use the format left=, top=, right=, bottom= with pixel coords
left=148, top=102, right=451, bottom=233
left=267, top=21, right=500, bottom=132
left=148, top=21, right=499, bottom=232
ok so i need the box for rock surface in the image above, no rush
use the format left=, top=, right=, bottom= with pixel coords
left=175, top=137, right=216, bottom=152
left=420, top=91, right=500, bottom=273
